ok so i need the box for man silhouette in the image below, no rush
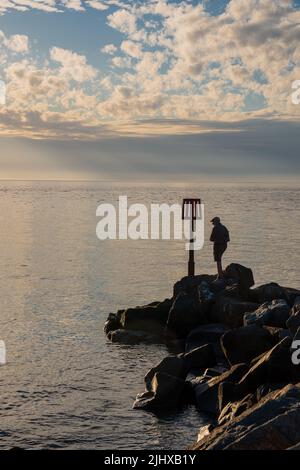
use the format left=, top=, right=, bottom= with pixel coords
left=210, top=217, right=230, bottom=279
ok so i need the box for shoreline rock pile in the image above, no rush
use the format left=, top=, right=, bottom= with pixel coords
left=104, top=264, right=300, bottom=450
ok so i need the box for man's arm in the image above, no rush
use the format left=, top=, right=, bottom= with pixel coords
left=210, top=227, right=216, bottom=242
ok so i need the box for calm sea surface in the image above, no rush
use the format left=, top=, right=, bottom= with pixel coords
left=0, top=180, right=299, bottom=449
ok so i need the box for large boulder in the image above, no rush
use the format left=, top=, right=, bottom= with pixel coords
left=133, top=355, right=188, bottom=410
left=173, top=274, right=216, bottom=297
left=181, top=344, right=216, bottom=371
left=186, top=324, right=229, bottom=352
left=166, top=291, right=207, bottom=338
left=143, top=356, right=188, bottom=391
left=104, top=312, right=122, bottom=336
left=224, top=264, right=255, bottom=290
left=219, top=381, right=285, bottom=420
left=244, top=299, right=290, bottom=328
left=186, top=323, right=230, bottom=363
left=192, top=383, right=300, bottom=450
left=192, top=363, right=248, bottom=414
left=235, top=337, right=297, bottom=398
left=120, top=298, right=172, bottom=334
left=220, top=325, right=277, bottom=365
left=249, top=283, right=289, bottom=304
left=133, top=372, right=185, bottom=410
left=210, top=297, right=259, bottom=328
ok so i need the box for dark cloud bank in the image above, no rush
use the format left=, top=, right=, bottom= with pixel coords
left=1, top=118, right=299, bottom=180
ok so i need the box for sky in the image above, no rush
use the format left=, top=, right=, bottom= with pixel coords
left=0, top=0, right=299, bottom=180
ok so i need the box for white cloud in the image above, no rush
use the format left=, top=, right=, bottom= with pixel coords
left=50, top=46, right=97, bottom=82
left=120, top=40, right=142, bottom=58
left=0, top=0, right=129, bottom=14
left=0, top=30, right=29, bottom=53
left=111, top=55, right=132, bottom=68
left=0, top=0, right=300, bottom=140
left=101, top=43, right=118, bottom=55
left=107, top=8, right=138, bottom=35
left=62, top=0, right=84, bottom=11
left=86, top=0, right=108, bottom=10
left=6, top=34, right=29, bottom=53
left=0, top=0, right=60, bottom=13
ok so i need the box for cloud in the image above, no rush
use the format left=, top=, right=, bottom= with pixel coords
left=0, top=0, right=60, bottom=14
left=0, top=30, right=29, bottom=53
left=50, top=46, right=97, bottom=82
left=6, top=34, right=29, bottom=53
left=62, top=0, right=84, bottom=10
left=0, top=0, right=299, bottom=142
left=1, top=118, right=299, bottom=180
left=101, top=43, right=118, bottom=54
left=111, top=55, right=132, bottom=68
left=107, top=8, right=138, bottom=35
left=86, top=0, right=109, bottom=10
left=120, top=40, right=142, bottom=58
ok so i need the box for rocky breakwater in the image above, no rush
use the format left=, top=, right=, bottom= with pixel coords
left=104, top=264, right=300, bottom=450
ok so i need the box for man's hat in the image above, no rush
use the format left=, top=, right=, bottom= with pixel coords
left=211, top=216, right=221, bottom=223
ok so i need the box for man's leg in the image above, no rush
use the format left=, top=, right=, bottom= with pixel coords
left=217, top=260, right=224, bottom=278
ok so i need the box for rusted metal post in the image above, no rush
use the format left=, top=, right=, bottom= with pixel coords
left=182, top=199, right=201, bottom=277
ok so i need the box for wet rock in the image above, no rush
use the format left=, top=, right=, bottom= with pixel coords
left=218, top=393, right=256, bottom=426
left=144, top=356, right=188, bottom=391
left=108, top=329, right=162, bottom=345
left=182, top=344, right=216, bottom=371
left=192, top=363, right=248, bottom=415
left=133, top=355, right=188, bottom=410
left=167, top=291, right=207, bottom=338
left=244, top=299, right=290, bottom=328
left=133, top=372, right=185, bottom=410
left=249, top=282, right=289, bottom=304
left=210, top=297, right=259, bottom=328
left=104, top=312, right=121, bottom=336
left=120, top=298, right=172, bottom=334
left=220, top=325, right=276, bottom=366
left=192, top=383, right=300, bottom=450
left=224, top=264, right=255, bottom=290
